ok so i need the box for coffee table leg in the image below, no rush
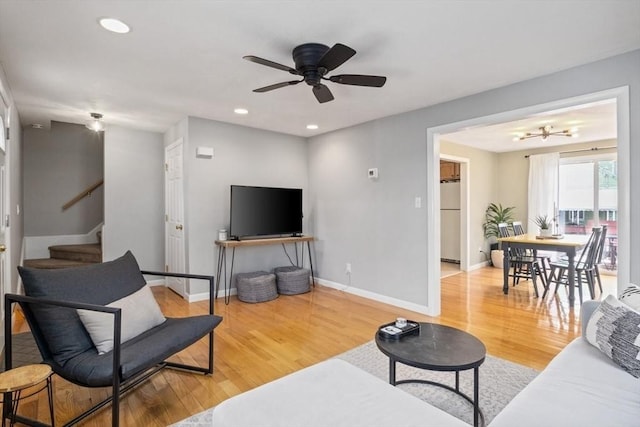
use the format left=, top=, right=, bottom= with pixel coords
left=474, top=366, right=480, bottom=427
left=455, top=371, right=459, bottom=392
left=388, top=358, right=396, bottom=386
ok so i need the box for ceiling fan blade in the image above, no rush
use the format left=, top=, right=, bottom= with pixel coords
left=243, top=55, right=299, bottom=75
left=313, top=84, right=334, bottom=103
left=329, top=74, right=387, bottom=87
left=317, top=43, right=356, bottom=72
left=253, top=80, right=303, bottom=93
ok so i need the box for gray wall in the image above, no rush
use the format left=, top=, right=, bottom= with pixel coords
left=167, top=116, right=308, bottom=295
left=103, top=125, right=164, bottom=270
left=308, top=49, right=639, bottom=309
left=23, top=121, right=103, bottom=236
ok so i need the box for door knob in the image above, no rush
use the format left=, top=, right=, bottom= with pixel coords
left=0, top=244, right=6, bottom=252
left=176, top=225, right=183, bottom=230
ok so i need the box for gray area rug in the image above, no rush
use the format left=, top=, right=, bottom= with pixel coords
left=0, top=332, right=42, bottom=371
left=173, top=340, right=539, bottom=426
left=337, top=340, right=538, bottom=426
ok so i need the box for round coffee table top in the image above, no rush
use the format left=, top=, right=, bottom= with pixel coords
left=375, top=322, right=486, bottom=371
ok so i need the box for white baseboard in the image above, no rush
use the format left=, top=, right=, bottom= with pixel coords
left=468, top=260, right=490, bottom=271
left=178, top=277, right=435, bottom=315
left=147, top=279, right=165, bottom=287
left=187, top=287, right=237, bottom=303
left=314, top=278, right=432, bottom=316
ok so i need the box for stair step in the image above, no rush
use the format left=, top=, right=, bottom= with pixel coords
left=48, top=243, right=102, bottom=263
left=23, top=258, right=96, bottom=269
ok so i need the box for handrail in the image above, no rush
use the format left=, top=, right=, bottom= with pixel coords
left=62, top=179, right=104, bottom=211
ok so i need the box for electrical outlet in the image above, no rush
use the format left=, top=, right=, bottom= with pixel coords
left=345, top=263, right=352, bottom=274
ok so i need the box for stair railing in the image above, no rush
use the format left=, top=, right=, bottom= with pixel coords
left=62, top=179, right=104, bottom=211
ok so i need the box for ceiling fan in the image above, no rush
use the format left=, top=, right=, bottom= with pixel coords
left=243, top=43, right=387, bottom=103
left=515, top=125, right=575, bottom=141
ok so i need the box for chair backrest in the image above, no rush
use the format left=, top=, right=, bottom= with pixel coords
left=595, top=224, right=608, bottom=264
left=511, top=221, right=525, bottom=236
left=497, top=222, right=511, bottom=238
left=577, top=227, right=602, bottom=270
left=17, top=251, right=146, bottom=365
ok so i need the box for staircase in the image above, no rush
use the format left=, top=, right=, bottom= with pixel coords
left=24, top=243, right=102, bottom=269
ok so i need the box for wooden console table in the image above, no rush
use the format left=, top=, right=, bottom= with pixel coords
left=214, top=236, right=315, bottom=304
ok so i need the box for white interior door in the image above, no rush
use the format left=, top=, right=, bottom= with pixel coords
left=165, top=139, right=186, bottom=297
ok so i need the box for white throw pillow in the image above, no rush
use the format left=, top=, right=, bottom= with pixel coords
left=77, top=284, right=166, bottom=354
left=619, top=284, right=640, bottom=311
left=585, top=294, right=640, bottom=378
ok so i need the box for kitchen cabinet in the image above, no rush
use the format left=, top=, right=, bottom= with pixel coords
left=440, top=161, right=460, bottom=182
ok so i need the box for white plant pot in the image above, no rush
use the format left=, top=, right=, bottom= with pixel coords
left=491, top=249, right=504, bottom=269
left=540, top=228, right=552, bottom=237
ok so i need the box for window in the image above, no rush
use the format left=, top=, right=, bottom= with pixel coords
left=559, top=153, right=617, bottom=270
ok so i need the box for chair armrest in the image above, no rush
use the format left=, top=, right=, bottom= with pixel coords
left=6, top=292, right=121, bottom=313
left=4, top=293, right=123, bottom=375
left=140, top=270, right=215, bottom=315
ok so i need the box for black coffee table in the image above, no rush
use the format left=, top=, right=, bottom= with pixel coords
left=375, top=322, right=486, bottom=427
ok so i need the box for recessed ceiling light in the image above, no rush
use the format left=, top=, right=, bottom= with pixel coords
left=306, top=124, right=319, bottom=130
left=99, top=18, right=130, bottom=34
left=234, top=108, right=249, bottom=115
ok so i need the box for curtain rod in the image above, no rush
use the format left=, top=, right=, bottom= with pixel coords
left=524, top=146, right=617, bottom=159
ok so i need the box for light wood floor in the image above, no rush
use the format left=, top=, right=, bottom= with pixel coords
left=5, top=266, right=616, bottom=426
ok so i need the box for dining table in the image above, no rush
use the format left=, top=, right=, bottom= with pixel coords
left=498, top=233, right=591, bottom=308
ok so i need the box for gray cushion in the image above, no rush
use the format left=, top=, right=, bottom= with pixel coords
left=18, top=251, right=146, bottom=365
left=51, top=315, right=222, bottom=387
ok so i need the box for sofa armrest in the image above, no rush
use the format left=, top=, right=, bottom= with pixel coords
left=581, top=300, right=601, bottom=336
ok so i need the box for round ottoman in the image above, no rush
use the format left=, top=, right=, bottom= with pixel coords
left=274, top=266, right=311, bottom=295
left=236, top=271, right=278, bottom=303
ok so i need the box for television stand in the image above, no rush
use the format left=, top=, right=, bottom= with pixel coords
left=214, top=236, right=315, bottom=304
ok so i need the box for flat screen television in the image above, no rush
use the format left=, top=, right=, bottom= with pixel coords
left=229, top=185, right=303, bottom=239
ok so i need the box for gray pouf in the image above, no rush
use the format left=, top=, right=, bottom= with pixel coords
left=274, top=266, right=311, bottom=295
left=236, top=271, right=278, bottom=303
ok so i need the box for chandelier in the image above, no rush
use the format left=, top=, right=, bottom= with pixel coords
left=514, top=125, right=574, bottom=142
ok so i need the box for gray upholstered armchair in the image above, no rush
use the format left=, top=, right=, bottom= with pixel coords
left=4, top=251, right=223, bottom=426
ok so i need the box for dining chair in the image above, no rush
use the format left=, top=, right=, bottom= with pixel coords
left=544, top=227, right=602, bottom=303
left=593, top=224, right=608, bottom=294
left=511, top=220, right=551, bottom=278
left=500, top=222, right=547, bottom=297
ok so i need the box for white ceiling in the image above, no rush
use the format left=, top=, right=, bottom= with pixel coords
left=442, top=99, right=618, bottom=153
left=0, top=1, right=639, bottom=139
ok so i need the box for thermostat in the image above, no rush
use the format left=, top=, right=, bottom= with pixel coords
left=196, top=146, right=214, bottom=159
left=368, top=168, right=379, bottom=179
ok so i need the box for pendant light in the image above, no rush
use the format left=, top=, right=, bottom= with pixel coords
left=86, top=113, right=105, bottom=132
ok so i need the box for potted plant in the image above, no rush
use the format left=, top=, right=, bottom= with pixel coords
left=534, top=214, right=553, bottom=237
left=483, top=203, right=515, bottom=268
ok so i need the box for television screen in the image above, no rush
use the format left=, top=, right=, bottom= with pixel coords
left=229, top=185, right=303, bottom=239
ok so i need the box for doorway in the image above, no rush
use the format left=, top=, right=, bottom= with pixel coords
left=426, top=87, right=630, bottom=316
left=439, top=155, right=470, bottom=278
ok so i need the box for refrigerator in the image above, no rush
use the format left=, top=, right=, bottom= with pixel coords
left=440, top=181, right=461, bottom=263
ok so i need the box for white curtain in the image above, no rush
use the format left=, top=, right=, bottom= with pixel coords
left=528, top=152, right=559, bottom=232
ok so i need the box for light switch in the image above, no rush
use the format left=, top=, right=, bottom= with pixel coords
left=415, top=196, right=422, bottom=208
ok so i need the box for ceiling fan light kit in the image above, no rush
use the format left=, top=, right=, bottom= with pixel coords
left=515, top=125, right=574, bottom=142
left=243, top=43, right=387, bottom=103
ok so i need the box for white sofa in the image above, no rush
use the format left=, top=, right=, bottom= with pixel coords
left=203, top=300, right=639, bottom=427
left=490, top=300, right=640, bottom=426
